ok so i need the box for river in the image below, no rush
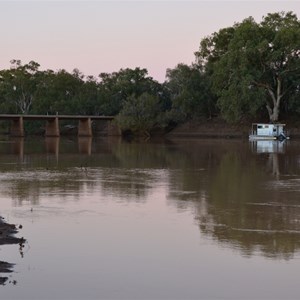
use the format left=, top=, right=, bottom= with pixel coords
left=0, top=137, right=300, bottom=299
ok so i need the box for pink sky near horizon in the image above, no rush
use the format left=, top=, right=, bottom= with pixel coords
left=0, top=1, right=300, bottom=82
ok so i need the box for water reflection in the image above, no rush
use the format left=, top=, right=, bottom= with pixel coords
left=78, top=137, right=92, bottom=155
left=11, top=138, right=24, bottom=161
left=205, top=141, right=299, bottom=258
left=45, top=137, right=59, bottom=159
left=251, top=140, right=288, bottom=180
left=250, top=140, right=287, bottom=154
left=1, top=138, right=300, bottom=261
left=165, top=140, right=300, bottom=259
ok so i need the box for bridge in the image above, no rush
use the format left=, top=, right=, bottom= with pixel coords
left=0, top=114, right=117, bottom=137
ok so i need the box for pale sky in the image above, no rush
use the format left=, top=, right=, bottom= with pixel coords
left=0, top=1, right=299, bottom=82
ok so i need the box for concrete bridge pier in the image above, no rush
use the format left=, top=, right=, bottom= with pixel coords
left=10, top=117, right=24, bottom=137
left=45, top=118, right=60, bottom=137
left=78, top=118, right=92, bottom=137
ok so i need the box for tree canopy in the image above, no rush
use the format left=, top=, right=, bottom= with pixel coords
left=165, top=63, right=217, bottom=121
left=196, top=11, right=300, bottom=122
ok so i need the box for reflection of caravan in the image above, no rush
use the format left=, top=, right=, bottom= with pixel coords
left=249, top=123, right=289, bottom=140
left=250, top=140, right=286, bottom=154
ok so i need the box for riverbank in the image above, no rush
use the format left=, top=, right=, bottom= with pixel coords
left=0, top=217, right=25, bottom=285
left=1, top=117, right=300, bottom=139
left=166, top=118, right=300, bottom=139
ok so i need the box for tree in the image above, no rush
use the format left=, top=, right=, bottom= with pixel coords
left=32, top=69, right=84, bottom=115
left=72, top=76, right=101, bottom=115
left=0, top=60, right=41, bottom=114
left=98, top=68, right=163, bottom=115
left=196, top=11, right=300, bottom=122
left=116, top=93, right=161, bottom=136
left=165, top=63, right=216, bottom=121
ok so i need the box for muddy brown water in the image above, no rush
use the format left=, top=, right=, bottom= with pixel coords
left=0, top=137, right=300, bottom=299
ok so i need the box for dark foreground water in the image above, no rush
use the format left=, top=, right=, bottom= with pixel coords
left=0, top=137, right=300, bottom=299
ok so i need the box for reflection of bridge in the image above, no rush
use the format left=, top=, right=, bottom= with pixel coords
left=0, top=114, right=117, bottom=137
left=12, top=137, right=94, bottom=161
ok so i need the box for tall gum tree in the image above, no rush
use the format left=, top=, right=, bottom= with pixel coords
left=196, top=12, right=300, bottom=123
left=0, top=60, right=41, bottom=114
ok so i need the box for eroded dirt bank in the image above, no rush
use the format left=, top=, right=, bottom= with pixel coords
left=166, top=119, right=300, bottom=139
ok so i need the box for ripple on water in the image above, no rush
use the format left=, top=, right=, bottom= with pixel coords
left=265, top=178, right=300, bottom=192
left=0, top=169, right=85, bottom=182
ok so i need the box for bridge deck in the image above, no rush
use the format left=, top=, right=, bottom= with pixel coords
left=0, top=114, right=114, bottom=120
left=0, top=114, right=118, bottom=137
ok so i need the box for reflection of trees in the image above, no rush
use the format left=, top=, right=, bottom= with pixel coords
left=166, top=140, right=300, bottom=259
left=99, top=168, right=152, bottom=202
left=0, top=138, right=118, bottom=205
left=99, top=141, right=171, bottom=202
left=91, top=138, right=300, bottom=258
left=1, top=137, right=300, bottom=259
left=111, top=140, right=170, bottom=169
left=199, top=152, right=300, bottom=259
left=267, top=153, right=280, bottom=179
left=199, top=154, right=300, bottom=258
left=0, top=170, right=98, bottom=206
left=0, top=139, right=171, bottom=205
left=102, top=139, right=234, bottom=203
left=166, top=140, right=247, bottom=208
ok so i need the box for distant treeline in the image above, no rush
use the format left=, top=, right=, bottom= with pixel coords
left=0, top=11, right=299, bottom=135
